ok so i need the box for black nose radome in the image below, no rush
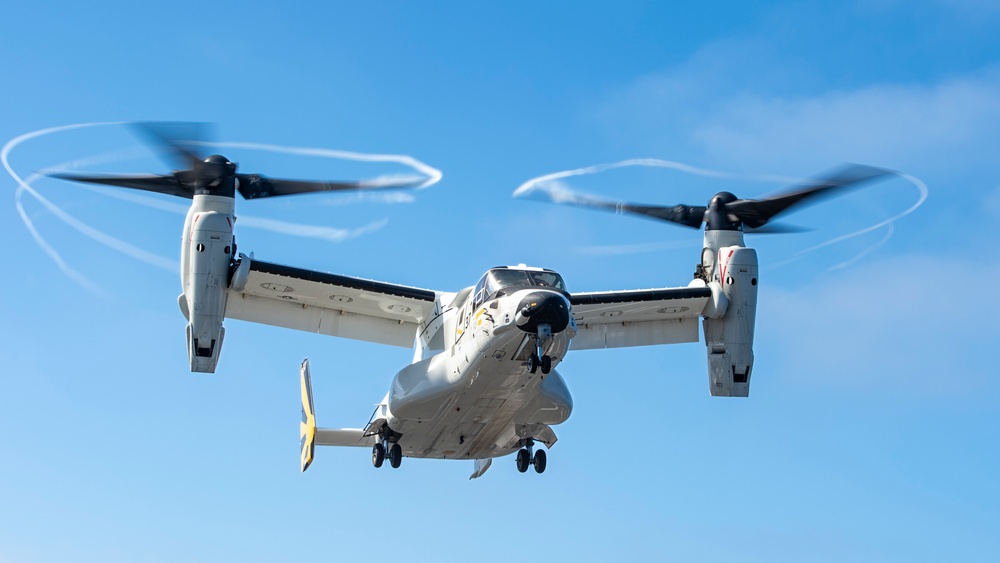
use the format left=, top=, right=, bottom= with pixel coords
left=515, top=291, right=570, bottom=334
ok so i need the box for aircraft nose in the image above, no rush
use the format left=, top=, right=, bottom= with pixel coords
left=515, top=291, right=570, bottom=334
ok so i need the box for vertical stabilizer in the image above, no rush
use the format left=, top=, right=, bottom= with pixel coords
left=300, top=359, right=317, bottom=472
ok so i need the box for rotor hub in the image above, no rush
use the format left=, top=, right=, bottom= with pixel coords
left=194, top=155, right=237, bottom=195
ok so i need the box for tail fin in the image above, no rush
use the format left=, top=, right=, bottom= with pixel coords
left=300, top=358, right=317, bottom=472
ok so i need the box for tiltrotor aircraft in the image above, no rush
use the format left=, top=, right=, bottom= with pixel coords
left=53, top=123, right=892, bottom=479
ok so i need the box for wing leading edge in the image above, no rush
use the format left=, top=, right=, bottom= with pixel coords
left=225, top=259, right=439, bottom=348
left=569, top=286, right=711, bottom=350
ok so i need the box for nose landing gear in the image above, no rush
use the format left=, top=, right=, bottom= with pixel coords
left=527, top=323, right=554, bottom=375
left=515, top=438, right=547, bottom=474
left=527, top=353, right=552, bottom=375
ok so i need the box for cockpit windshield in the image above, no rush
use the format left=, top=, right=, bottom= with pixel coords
left=486, top=268, right=567, bottom=295
left=472, top=267, right=568, bottom=307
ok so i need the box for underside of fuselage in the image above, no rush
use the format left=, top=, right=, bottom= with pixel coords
left=381, top=290, right=575, bottom=461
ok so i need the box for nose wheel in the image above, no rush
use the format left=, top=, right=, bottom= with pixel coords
left=515, top=438, right=547, bottom=474
left=527, top=353, right=552, bottom=375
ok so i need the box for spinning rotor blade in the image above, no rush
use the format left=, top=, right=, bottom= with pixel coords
left=50, top=121, right=429, bottom=201
left=236, top=174, right=425, bottom=200
left=49, top=172, right=194, bottom=199
left=613, top=203, right=707, bottom=229
left=743, top=223, right=811, bottom=234
left=130, top=122, right=210, bottom=171
left=519, top=163, right=894, bottom=233
left=519, top=184, right=707, bottom=229
left=726, top=164, right=892, bottom=229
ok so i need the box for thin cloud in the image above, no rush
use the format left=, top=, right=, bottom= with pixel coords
left=574, top=240, right=699, bottom=256
left=595, top=18, right=1000, bottom=175
left=764, top=254, right=999, bottom=394
left=318, top=191, right=417, bottom=206
left=236, top=216, right=388, bottom=243
left=693, top=72, right=1000, bottom=171
left=602, top=55, right=1000, bottom=173
left=985, top=186, right=1000, bottom=220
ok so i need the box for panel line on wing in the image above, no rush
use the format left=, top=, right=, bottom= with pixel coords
left=249, top=260, right=436, bottom=302
left=570, top=286, right=711, bottom=306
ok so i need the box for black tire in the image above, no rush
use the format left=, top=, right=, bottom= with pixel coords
left=372, top=443, right=385, bottom=468
left=533, top=448, right=547, bottom=474
left=540, top=355, right=552, bottom=375
left=528, top=354, right=539, bottom=374
left=389, top=443, right=403, bottom=469
left=516, top=448, right=530, bottom=473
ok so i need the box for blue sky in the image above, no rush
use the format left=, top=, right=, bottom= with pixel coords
left=2, top=1, right=999, bottom=561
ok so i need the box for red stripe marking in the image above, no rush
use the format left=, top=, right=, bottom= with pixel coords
left=720, top=249, right=734, bottom=285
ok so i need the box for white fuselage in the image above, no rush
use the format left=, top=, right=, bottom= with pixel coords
left=375, top=286, right=576, bottom=460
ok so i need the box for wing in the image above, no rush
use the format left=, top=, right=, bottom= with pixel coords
left=569, top=286, right=711, bottom=349
left=225, top=259, right=439, bottom=348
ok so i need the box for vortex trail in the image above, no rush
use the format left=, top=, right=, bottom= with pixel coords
left=6, top=122, right=442, bottom=292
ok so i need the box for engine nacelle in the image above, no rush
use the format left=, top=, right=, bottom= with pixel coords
left=179, top=195, right=236, bottom=373
left=702, top=246, right=758, bottom=397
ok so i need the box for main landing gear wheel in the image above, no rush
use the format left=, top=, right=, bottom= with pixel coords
left=533, top=449, right=546, bottom=474
left=515, top=438, right=547, bottom=474
left=373, top=426, right=402, bottom=470
left=516, top=448, right=530, bottom=473
left=388, top=443, right=403, bottom=469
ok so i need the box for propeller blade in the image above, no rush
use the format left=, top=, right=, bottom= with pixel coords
left=236, top=174, right=425, bottom=200
left=726, top=164, right=893, bottom=229
left=49, top=172, right=193, bottom=199
left=744, top=223, right=812, bottom=234
left=617, top=203, right=707, bottom=229
left=517, top=182, right=707, bottom=229
left=130, top=122, right=210, bottom=171
left=52, top=121, right=431, bottom=202
left=517, top=162, right=894, bottom=235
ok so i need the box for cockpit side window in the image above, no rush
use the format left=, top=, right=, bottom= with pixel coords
left=473, top=274, right=488, bottom=308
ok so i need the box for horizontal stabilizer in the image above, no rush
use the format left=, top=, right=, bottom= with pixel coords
left=315, top=428, right=378, bottom=447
